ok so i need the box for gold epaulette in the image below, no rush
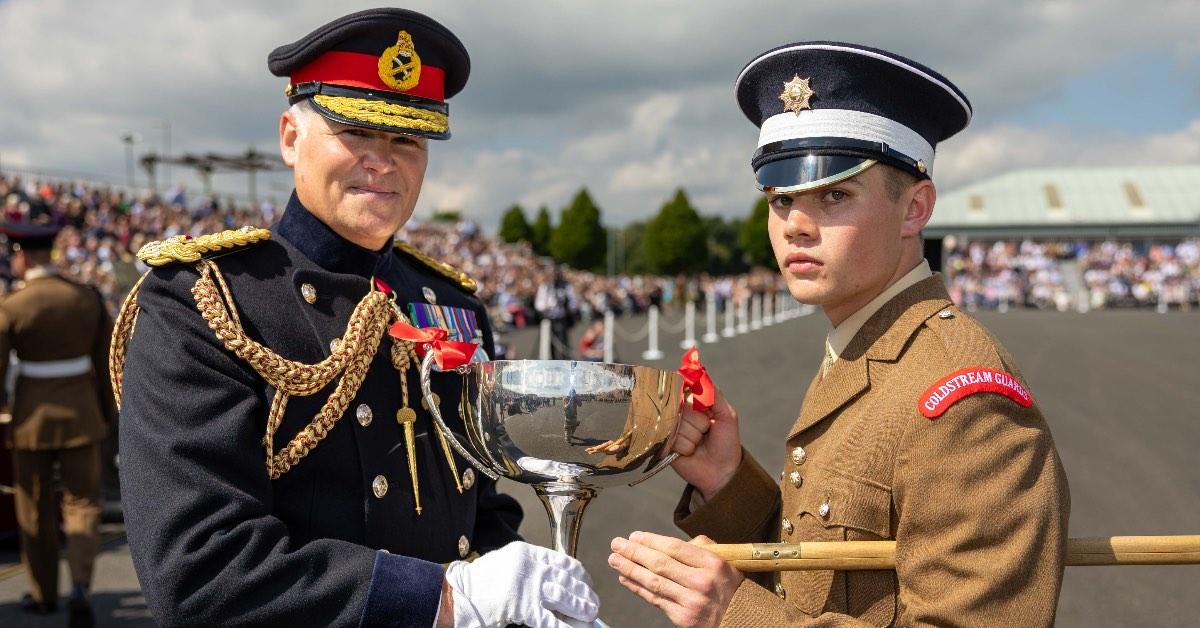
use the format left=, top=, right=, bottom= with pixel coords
left=394, top=241, right=478, bottom=293
left=137, top=227, right=271, bottom=267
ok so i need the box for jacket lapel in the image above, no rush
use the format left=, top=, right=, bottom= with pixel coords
left=787, top=276, right=953, bottom=439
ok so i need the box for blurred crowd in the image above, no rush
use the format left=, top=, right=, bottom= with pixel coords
left=0, top=175, right=784, bottom=330
left=5, top=174, right=1196, bottom=324
left=944, top=236, right=1200, bottom=311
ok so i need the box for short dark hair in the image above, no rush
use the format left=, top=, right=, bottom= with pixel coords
left=881, top=164, right=918, bottom=202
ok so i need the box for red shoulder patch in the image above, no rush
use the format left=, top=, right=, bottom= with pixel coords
left=919, top=367, right=1033, bottom=419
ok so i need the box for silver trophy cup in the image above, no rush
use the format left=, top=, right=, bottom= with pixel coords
left=419, top=355, right=683, bottom=557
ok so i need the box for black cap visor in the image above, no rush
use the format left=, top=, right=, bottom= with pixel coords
left=754, top=154, right=877, bottom=193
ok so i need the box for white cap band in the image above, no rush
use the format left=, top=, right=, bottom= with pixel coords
left=757, top=108, right=936, bottom=175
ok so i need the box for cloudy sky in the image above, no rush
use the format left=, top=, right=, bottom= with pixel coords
left=2, top=0, right=1198, bottom=230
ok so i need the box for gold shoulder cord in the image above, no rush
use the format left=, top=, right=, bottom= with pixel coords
left=110, top=235, right=470, bottom=511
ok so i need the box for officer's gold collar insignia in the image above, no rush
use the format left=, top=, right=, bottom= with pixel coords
left=137, top=227, right=271, bottom=267
left=378, top=30, right=421, bottom=91
left=780, top=75, right=815, bottom=114
left=395, top=241, right=478, bottom=293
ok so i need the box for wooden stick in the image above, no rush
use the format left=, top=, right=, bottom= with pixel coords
left=707, top=536, right=1200, bottom=572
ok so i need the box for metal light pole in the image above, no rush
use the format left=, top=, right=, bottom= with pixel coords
left=120, top=131, right=141, bottom=188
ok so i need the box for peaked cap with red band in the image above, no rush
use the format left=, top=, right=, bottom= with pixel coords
left=268, top=8, right=470, bottom=140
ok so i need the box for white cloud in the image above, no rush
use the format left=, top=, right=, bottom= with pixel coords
left=1, top=0, right=1197, bottom=229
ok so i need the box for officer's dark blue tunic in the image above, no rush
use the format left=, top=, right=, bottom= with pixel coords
left=119, top=193, right=522, bottom=627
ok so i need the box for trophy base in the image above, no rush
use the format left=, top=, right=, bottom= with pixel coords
left=534, top=482, right=597, bottom=557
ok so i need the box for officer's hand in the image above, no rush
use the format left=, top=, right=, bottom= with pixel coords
left=609, top=532, right=743, bottom=628
left=444, top=541, right=600, bottom=628
left=670, top=387, right=742, bottom=500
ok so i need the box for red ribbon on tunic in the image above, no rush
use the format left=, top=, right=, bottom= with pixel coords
left=678, top=347, right=715, bottom=411
left=373, top=277, right=393, bottom=296
left=388, top=321, right=477, bottom=370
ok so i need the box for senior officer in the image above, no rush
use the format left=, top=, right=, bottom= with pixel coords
left=608, top=42, right=1070, bottom=627
left=1, top=223, right=115, bottom=627
left=116, top=9, right=598, bottom=628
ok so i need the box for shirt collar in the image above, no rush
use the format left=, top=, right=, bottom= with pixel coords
left=274, top=191, right=393, bottom=278
left=826, top=259, right=932, bottom=360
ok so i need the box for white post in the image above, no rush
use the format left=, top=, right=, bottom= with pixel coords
left=642, top=305, right=664, bottom=360
left=680, top=301, right=697, bottom=350
left=776, top=290, right=787, bottom=320
left=737, top=297, right=749, bottom=334
left=750, top=293, right=762, bottom=330
left=603, top=310, right=615, bottom=363
left=538, top=318, right=552, bottom=360
left=702, top=289, right=720, bottom=343
left=723, top=296, right=736, bottom=338
left=762, top=291, right=775, bottom=326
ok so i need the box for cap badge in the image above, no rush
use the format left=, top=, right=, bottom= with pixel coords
left=779, top=75, right=815, bottom=114
left=378, top=30, right=421, bottom=91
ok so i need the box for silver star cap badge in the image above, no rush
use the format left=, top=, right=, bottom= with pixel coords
left=780, top=75, right=815, bottom=114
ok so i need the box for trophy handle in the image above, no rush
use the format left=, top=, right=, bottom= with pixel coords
left=628, top=452, right=679, bottom=487
left=418, top=351, right=501, bottom=481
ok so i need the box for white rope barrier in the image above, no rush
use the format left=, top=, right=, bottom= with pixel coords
left=703, top=290, right=721, bottom=344
left=642, top=305, right=664, bottom=360
left=538, top=318, right=551, bottom=360
left=603, top=310, right=615, bottom=363
left=679, top=301, right=697, bottom=350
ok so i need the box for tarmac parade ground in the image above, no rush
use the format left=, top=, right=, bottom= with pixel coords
left=2, top=308, right=1197, bottom=626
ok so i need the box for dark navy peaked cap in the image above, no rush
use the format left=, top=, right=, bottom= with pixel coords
left=735, top=42, right=972, bottom=193
left=268, top=8, right=470, bottom=140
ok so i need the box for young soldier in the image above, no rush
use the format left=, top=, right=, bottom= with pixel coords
left=609, top=42, right=1070, bottom=627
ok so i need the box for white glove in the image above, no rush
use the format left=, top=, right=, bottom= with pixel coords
left=445, top=541, right=600, bottom=628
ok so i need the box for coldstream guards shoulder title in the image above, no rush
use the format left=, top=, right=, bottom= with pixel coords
left=112, top=9, right=523, bottom=627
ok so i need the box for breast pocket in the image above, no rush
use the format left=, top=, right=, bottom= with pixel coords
left=785, top=469, right=896, bottom=623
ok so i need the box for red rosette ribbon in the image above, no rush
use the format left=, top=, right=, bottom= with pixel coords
left=388, top=321, right=477, bottom=370
left=678, top=347, right=715, bottom=411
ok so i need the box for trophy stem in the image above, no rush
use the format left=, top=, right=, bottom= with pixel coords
left=534, top=483, right=597, bottom=557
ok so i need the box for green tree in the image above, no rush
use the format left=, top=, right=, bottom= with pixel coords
left=739, top=196, right=773, bottom=268
left=643, top=188, right=709, bottom=275
left=619, top=221, right=650, bottom=276
left=498, top=204, right=532, bottom=244
left=704, top=215, right=748, bottom=275
left=549, top=188, right=607, bottom=271
left=430, top=209, right=462, bottom=223
left=530, top=205, right=553, bottom=256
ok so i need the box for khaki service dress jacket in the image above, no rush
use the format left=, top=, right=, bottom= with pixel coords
left=676, top=276, right=1070, bottom=627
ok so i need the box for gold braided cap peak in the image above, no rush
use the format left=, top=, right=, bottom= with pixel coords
left=137, top=227, right=272, bottom=267
left=394, top=241, right=478, bottom=293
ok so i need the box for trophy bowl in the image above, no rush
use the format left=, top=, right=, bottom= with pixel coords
left=420, top=356, right=684, bottom=557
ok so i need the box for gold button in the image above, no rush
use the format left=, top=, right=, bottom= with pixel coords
left=462, top=468, right=476, bottom=490
left=356, top=404, right=373, bottom=427
left=789, top=471, right=803, bottom=488
left=301, top=283, right=317, bottom=304
left=421, top=393, right=441, bottom=411
left=372, top=475, right=388, bottom=498
left=818, top=500, right=831, bottom=518
left=781, top=517, right=793, bottom=535
left=329, top=338, right=341, bottom=353
left=457, top=535, right=470, bottom=558
left=916, top=160, right=927, bottom=174
left=774, top=582, right=787, bottom=599
left=791, top=446, right=807, bottom=465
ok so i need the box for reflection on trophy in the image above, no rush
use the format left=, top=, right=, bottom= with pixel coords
left=418, top=355, right=683, bottom=557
